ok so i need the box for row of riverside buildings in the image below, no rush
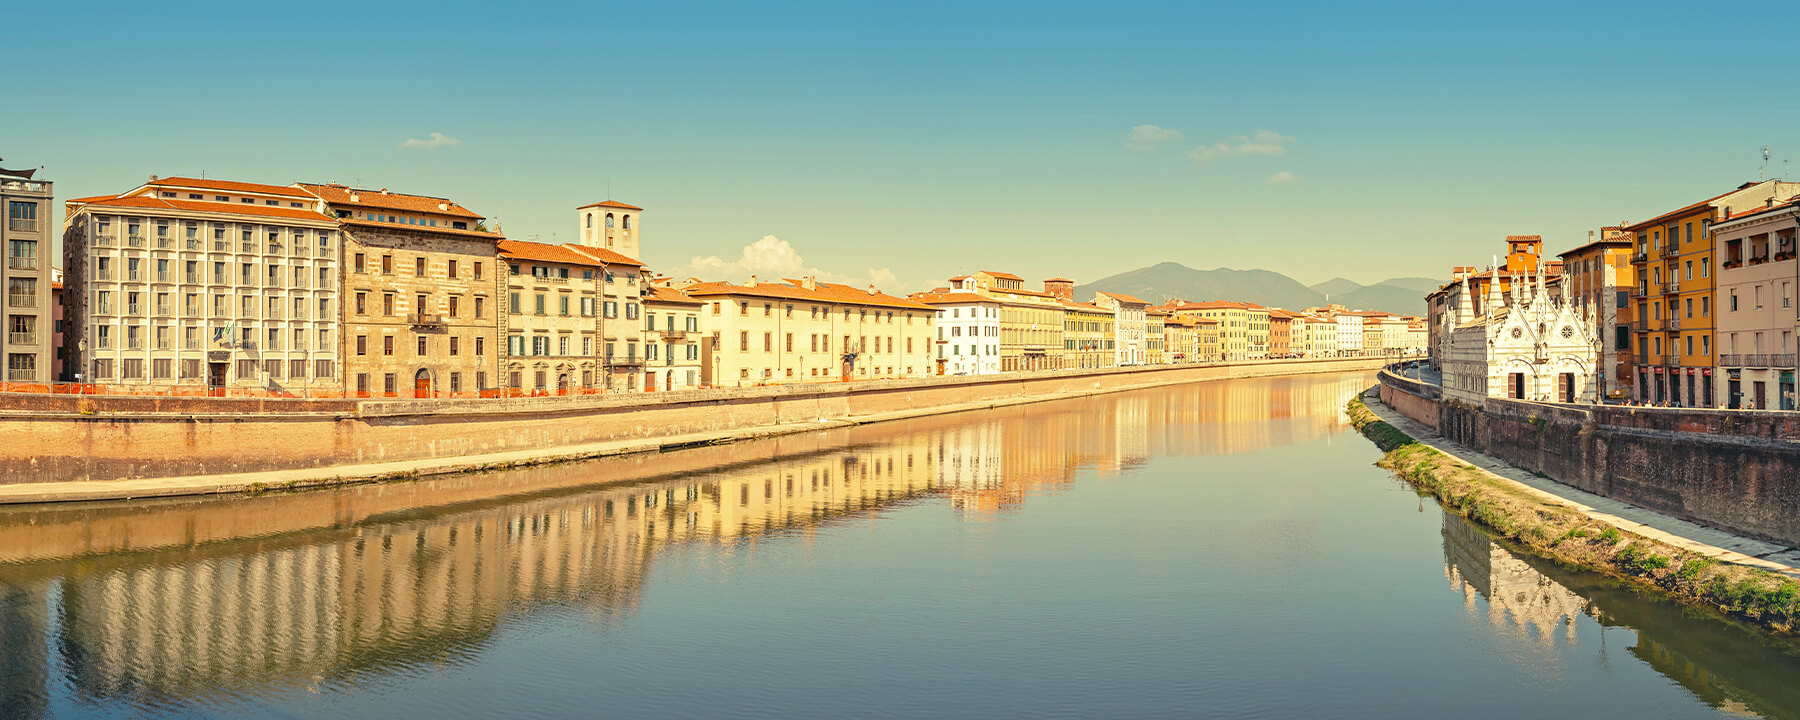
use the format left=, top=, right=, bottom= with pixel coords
left=1427, top=178, right=1800, bottom=410
left=0, top=166, right=1424, bottom=398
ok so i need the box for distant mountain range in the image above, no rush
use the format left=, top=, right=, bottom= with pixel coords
left=1074, top=262, right=1438, bottom=316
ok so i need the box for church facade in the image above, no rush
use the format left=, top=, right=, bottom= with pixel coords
left=1441, top=264, right=1601, bottom=405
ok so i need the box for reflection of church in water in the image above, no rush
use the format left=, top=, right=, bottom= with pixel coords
left=0, top=372, right=1375, bottom=717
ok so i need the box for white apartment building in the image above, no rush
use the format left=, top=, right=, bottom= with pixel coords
left=1335, top=313, right=1364, bottom=357
left=911, top=291, right=1002, bottom=375
left=2, top=167, right=52, bottom=385
left=62, top=177, right=342, bottom=394
left=643, top=283, right=704, bottom=391
left=498, top=239, right=603, bottom=393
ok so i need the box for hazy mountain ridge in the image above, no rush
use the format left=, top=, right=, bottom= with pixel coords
left=1077, top=262, right=1434, bottom=316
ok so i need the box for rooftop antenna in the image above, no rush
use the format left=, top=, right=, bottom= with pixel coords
left=1762, top=146, right=1771, bottom=180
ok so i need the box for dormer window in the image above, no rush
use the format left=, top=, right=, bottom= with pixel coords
left=452, top=221, right=468, bottom=230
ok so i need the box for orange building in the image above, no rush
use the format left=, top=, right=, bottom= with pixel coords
left=1556, top=228, right=1634, bottom=400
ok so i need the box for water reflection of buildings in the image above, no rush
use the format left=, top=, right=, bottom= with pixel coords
left=939, top=372, right=1372, bottom=515
left=0, top=372, right=1378, bottom=717
left=1440, top=514, right=1800, bottom=720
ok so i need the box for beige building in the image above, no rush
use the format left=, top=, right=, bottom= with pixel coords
left=62, top=177, right=343, bottom=395
left=643, top=282, right=704, bottom=391
left=950, top=271, right=1064, bottom=371
left=682, top=275, right=936, bottom=385
left=567, top=200, right=651, bottom=392
left=3, top=166, right=52, bottom=387
left=1060, top=300, right=1115, bottom=370
left=1712, top=198, right=1800, bottom=409
left=1094, top=291, right=1149, bottom=365
left=300, top=183, right=501, bottom=398
left=498, top=239, right=602, bottom=394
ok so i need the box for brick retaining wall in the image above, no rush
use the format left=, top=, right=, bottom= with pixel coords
left=0, top=358, right=1385, bottom=485
left=1379, top=369, right=1800, bottom=547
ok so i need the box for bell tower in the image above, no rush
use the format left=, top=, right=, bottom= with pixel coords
left=576, top=199, right=643, bottom=260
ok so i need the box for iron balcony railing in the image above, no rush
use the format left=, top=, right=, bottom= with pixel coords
left=8, top=257, right=35, bottom=270
left=1633, top=251, right=1648, bottom=263
left=7, top=294, right=37, bottom=308
left=7, top=368, right=35, bottom=381
left=1722, top=353, right=1799, bottom=367
left=1661, top=244, right=1679, bottom=258
left=8, top=219, right=37, bottom=232
left=1666, top=318, right=1682, bottom=331
left=1632, top=319, right=1648, bottom=332
left=7, top=332, right=34, bottom=345
left=408, top=313, right=445, bottom=327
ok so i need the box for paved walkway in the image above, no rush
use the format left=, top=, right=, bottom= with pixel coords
left=1362, top=388, right=1800, bottom=577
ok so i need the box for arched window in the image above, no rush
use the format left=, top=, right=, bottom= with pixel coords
left=605, top=213, right=616, bottom=228
left=623, top=215, right=632, bottom=229
left=586, top=214, right=593, bottom=228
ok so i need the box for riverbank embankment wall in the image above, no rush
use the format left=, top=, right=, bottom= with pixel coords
left=1379, top=369, right=1800, bottom=547
left=1, top=357, right=1386, bottom=485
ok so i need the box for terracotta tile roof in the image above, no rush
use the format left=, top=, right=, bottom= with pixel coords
left=1718, top=198, right=1800, bottom=223
left=683, top=278, right=934, bottom=310
left=1555, top=238, right=1632, bottom=258
left=296, top=183, right=484, bottom=219
left=150, top=177, right=314, bottom=198
left=977, top=271, right=1024, bottom=281
left=947, top=275, right=970, bottom=282
left=72, top=195, right=334, bottom=223
left=645, top=285, right=705, bottom=305
left=1095, top=291, right=1148, bottom=305
left=52, top=281, right=63, bottom=291
left=988, top=287, right=1056, bottom=298
left=1625, top=184, right=1751, bottom=230
left=498, top=240, right=604, bottom=267
left=909, top=291, right=999, bottom=305
left=67, top=194, right=118, bottom=204
left=1044, top=277, right=1073, bottom=282
left=577, top=200, right=644, bottom=211
left=1061, top=301, right=1107, bottom=311
left=1146, top=308, right=1172, bottom=316
left=563, top=244, right=645, bottom=267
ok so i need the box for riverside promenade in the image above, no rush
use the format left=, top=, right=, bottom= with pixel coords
left=0, top=356, right=1387, bottom=503
left=1360, top=387, right=1800, bottom=577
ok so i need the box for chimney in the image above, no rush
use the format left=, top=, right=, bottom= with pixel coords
left=350, top=193, right=361, bottom=203
left=148, top=174, right=158, bottom=182
left=380, top=188, right=389, bottom=195
left=800, top=275, right=816, bottom=290
left=438, top=202, right=450, bottom=211
left=746, top=275, right=758, bottom=287
left=1588, top=230, right=1595, bottom=242
left=867, top=284, right=877, bottom=296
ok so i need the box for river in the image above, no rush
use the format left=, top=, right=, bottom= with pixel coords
left=2, top=371, right=1798, bottom=719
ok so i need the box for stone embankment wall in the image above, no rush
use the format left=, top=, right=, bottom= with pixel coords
left=1379, top=369, right=1800, bottom=547
left=0, top=357, right=1385, bottom=485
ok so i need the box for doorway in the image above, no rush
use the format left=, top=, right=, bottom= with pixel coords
left=1509, top=372, right=1525, bottom=399
left=1559, top=373, right=1574, bottom=403
left=414, top=369, right=433, bottom=399
left=208, top=362, right=227, bottom=397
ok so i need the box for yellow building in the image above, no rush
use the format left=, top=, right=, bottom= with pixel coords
left=1196, top=318, right=1221, bottom=361
left=1164, top=301, right=1255, bottom=360
left=682, top=275, right=936, bottom=386
left=1161, top=315, right=1201, bottom=363
left=1146, top=309, right=1167, bottom=364
left=1060, top=300, right=1115, bottom=369
left=950, top=271, right=1064, bottom=371
left=497, top=239, right=602, bottom=394
left=1627, top=180, right=1800, bottom=406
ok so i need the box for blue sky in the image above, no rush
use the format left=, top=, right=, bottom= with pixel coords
left=8, top=0, right=1799, bottom=292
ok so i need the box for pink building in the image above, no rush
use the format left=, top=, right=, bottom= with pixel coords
left=1712, top=198, right=1800, bottom=409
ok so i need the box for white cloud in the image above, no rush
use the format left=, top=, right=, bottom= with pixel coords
left=1268, top=171, right=1297, bottom=184
left=398, top=132, right=461, bottom=150
left=673, top=235, right=902, bottom=291
left=1125, top=124, right=1184, bottom=151
left=1187, top=130, right=1294, bottom=164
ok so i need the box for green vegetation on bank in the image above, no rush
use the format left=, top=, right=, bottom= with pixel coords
left=1346, top=393, right=1800, bottom=636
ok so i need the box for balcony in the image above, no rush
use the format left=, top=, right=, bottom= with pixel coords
left=1632, top=283, right=1659, bottom=298
left=7, top=332, right=35, bottom=346
left=1633, top=251, right=1648, bottom=263
left=1666, top=318, right=1681, bottom=331
left=659, top=329, right=687, bottom=341
left=7, top=368, right=35, bottom=381
left=155, top=237, right=172, bottom=249
left=7, top=294, right=36, bottom=308
left=8, top=256, right=36, bottom=270
left=1632, top=319, right=1648, bottom=332
left=8, top=218, right=36, bottom=232
left=408, top=313, right=446, bottom=327
left=1661, top=244, right=1679, bottom=258
left=1722, top=353, right=1797, bottom=368
left=126, top=235, right=144, bottom=248
left=93, top=233, right=113, bottom=246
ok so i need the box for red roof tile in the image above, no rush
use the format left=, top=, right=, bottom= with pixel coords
left=296, top=183, right=484, bottom=219
left=578, top=200, right=644, bottom=211
left=72, top=195, right=333, bottom=223
left=1095, top=291, right=1148, bottom=305
left=645, top=285, right=705, bottom=306
left=683, top=278, right=933, bottom=310
left=909, top=291, right=999, bottom=305
left=498, top=240, right=604, bottom=267
left=150, top=177, right=313, bottom=198
left=563, top=244, right=645, bottom=267
left=339, top=218, right=502, bottom=240
left=978, top=271, right=1024, bottom=281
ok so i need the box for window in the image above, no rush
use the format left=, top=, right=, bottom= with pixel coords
left=356, top=335, right=368, bottom=356
left=385, top=373, right=397, bottom=395
left=449, top=296, right=460, bottom=318
left=476, top=337, right=485, bottom=356
left=417, top=336, right=429, bottom=355
left=383, top=336, right=394, bottom=356
left=383, top=293, right=395, bottom=316
left=475, top=297, right=485, bottom=318
left=381, top=255, right=393, bottom=274
left=535, top=294, right=546, bottom=315
left=448, top=260, right=458, bottom=278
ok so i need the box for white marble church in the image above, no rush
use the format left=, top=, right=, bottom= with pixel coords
left=1440, top=262, right=1601, bottom=404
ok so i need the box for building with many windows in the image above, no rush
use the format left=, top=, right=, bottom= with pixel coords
left=642, top=283, right=704, bottom=391
left=683, top=275, right=936, bottom=386
left=62, top=177, right=343, bottom=395
left=567, top=201, right=651, bottom=392
left=1557, top=228, right=1635, bottom=400
left=498, top=239, right=602, bottom=394
left=950, top=271, right=1064, bottom=371
left=1058, top=299, right=1115, bottom=370
left=909, top=291, right=1001, bottom=376
left=300, top=183, right=500, bottom=398
left=1712, top=197, right=1800, bottom=409
left=2, top=165, right=51, bottom=386
left=1093, top=291, right=1148, bottom=366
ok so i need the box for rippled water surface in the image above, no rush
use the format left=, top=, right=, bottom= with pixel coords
left=4, top=371, right=1800, bottom=719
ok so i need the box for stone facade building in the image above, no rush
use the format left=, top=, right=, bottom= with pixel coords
left=2, top=166, right=52, bottom=387
left=62, top=177, right=343, bottom=395
left=498, top=239, right=602, bottom=393
left=1441, top=267, right=1601, bottom=404
left=1094, top=291, right=1148, bottom=366
left=567, top=200, right=650, bottom=392
left=1059, top=299, right=1115, bottom=370
left=300, top=183, right=501, bottom=398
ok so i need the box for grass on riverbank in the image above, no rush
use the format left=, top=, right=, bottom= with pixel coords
left=1347, top=393, right=1800, bottom=635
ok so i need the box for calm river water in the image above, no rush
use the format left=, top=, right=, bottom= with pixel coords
left=3, top=371, right=1800, bottom=719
